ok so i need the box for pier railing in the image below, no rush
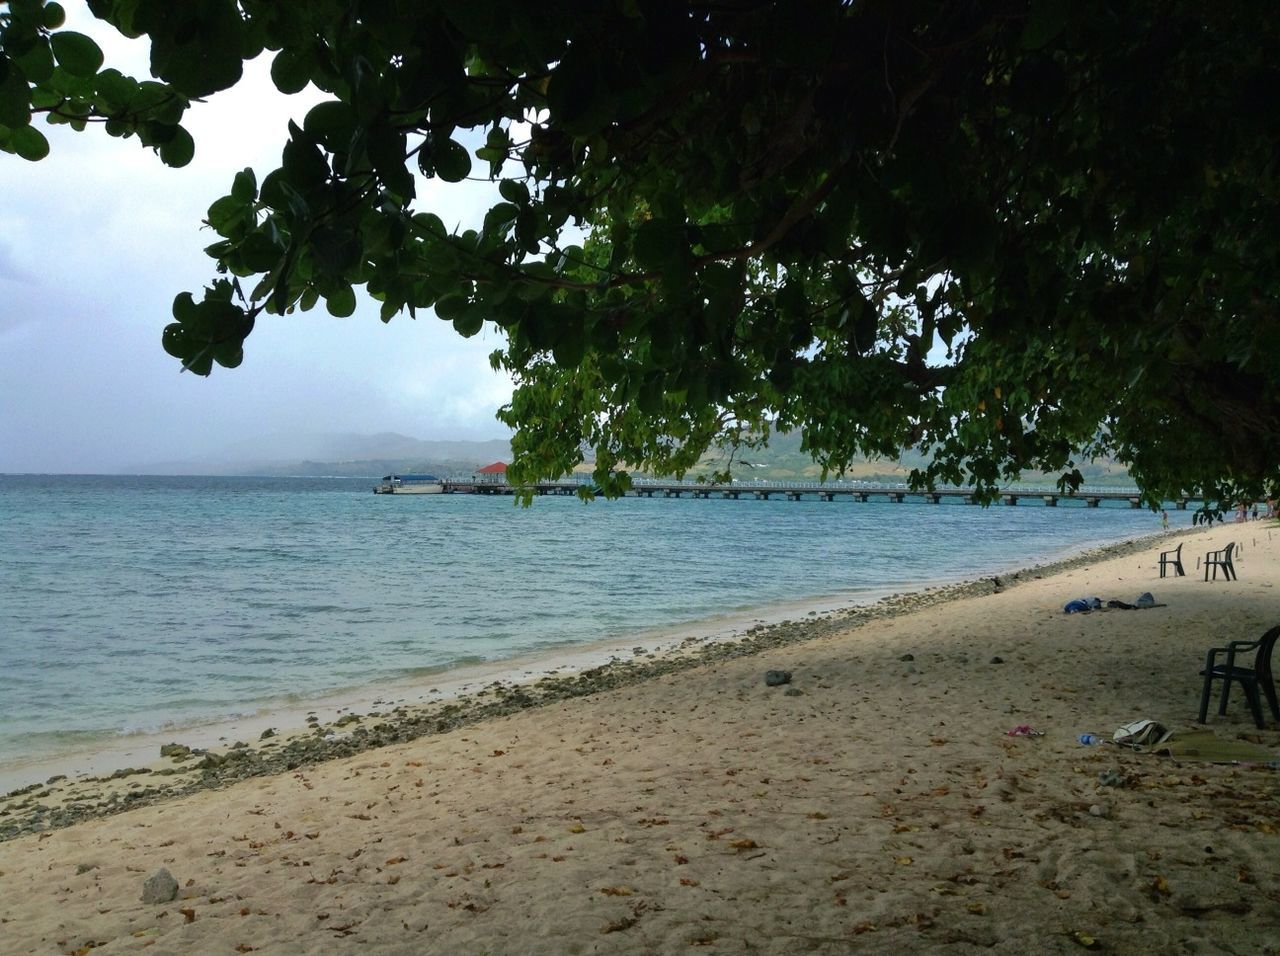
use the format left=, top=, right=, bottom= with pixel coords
left=437, top=476, right=1195, bottom=509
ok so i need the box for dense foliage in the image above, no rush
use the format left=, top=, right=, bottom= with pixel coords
left=4, top=0, right=1278, bottom=509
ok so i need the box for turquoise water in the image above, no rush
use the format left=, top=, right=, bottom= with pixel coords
left=0, top=474, right=1172, bottom=767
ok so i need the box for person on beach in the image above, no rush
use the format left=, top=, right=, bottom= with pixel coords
left=1161, top=509, right=1169, bottom=529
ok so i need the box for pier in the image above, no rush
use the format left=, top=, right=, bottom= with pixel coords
left=436, top=479, right=1197, bottom=509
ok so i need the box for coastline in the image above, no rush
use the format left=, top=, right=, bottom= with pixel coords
left=1, top=519, right=1276, bottom=954
left=1, top=525, right=1182, bottom=839
left=2, top=479, right=1172, bottom=782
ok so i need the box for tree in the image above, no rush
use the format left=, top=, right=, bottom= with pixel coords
left=4, top=0, right=1278, bottom=510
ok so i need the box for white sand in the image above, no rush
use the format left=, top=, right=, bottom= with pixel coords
left=1, top=521, right=1277, bottom=954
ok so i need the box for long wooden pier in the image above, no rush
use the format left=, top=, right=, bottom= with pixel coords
left=440, top=479, right=1198, bottom=509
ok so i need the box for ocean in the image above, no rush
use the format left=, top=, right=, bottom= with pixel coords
left=0, top=473, right=1172, bottom=774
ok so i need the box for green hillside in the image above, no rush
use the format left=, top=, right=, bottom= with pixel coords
left=666, top=433, right=1133, bottom=488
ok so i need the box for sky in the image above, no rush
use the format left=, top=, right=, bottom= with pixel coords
left=0, top=6, right=515, bottom=473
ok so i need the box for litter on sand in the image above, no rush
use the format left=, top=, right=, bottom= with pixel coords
left=1005, top=725, right=1045, bottom=737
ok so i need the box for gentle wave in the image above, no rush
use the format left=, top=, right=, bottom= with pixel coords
left=0, top=473, right=1171, bottom=764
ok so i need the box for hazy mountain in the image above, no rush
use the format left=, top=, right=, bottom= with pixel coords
left=680, top=432, right=1132, bottom=486
left=123, top=433, right=512, bottom=477
left=124, top=429, right=1130, bottom=486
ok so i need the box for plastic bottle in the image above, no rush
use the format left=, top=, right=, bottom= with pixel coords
left=1078, top=733, right=1101, bottom=745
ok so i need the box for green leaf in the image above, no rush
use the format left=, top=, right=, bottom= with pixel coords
left=552, top=331, right=585, bottom=367
left=44, top=67, right=94, bottom=99
left=11, top=125, right=50, bottom=161
left=482, top=202, right=519, bottom=234
left=453, top=310, right=484, bottom=337
left=270, top=47, right=313, bottom=94
left=44, top=3, right=68, bottom=29
left=436, top=0, right=507, bottom=42
left=15, top=37, right=55, bottom=85
left=303, top=100, right=354, bottom=149
left=478, top=125, right=511, bottom=177
left=231, top=167, right=257, bottom=203
left=474, top=145, right=506, bottom=175
left=189, top=352, right=215, bottom=375
left=412, top=212, right=446, bottom=236
left=310, top=225, right=362, bottom=274
left=171, top=291, right=200, bottom=324
left=213, top=341, right=244, bottom=368
left=281, top=129, right=329, bottom=189
left=434, top=294, right=469, bottom=320
left=1020, top=0, right=1071, bottom=50
left=275, top=178, right=310, bottom=219
left=230, top=232, right=281, bottom=273
left=93, top=67, right=137, bottom=106
left=161, top=322, right=191, bottom=359
left=206, top=194, right=250, bottom=236
left=637, top=374, right=665, bottom=415
left=499, top=178, right=530, bottom=205
left=158, top=126, right=195, bottom=167
left=141, top=119, right=179, bottom=145
left=143, top=0, right=245, bottom=97
left=851, top=306, right=877, bottom=354
left=326, top=285, right=357, bottom=317
left=50, top=31, right=105, bottom=78
left=0, top=64, right=32, bottom=128
left=366, top=122, right=413, bottom=198
left=633, top=218, right=683, bottom=272
left=546, top=48, right=606, bottom=135
left=432, top=137, right=472, bottom=183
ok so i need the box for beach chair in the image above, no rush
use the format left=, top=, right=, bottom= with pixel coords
left=1197, top=624, right=1280, bottom=729
left=1203, top=542, right=1237, bottom=581
left=1158, top=542, right=1185, bottom=578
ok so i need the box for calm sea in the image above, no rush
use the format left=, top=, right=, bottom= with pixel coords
left=0, top=474, right=1171, bottom=770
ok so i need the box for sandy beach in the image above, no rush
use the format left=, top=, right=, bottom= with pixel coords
left=2, top=519, right=1277, bottom=954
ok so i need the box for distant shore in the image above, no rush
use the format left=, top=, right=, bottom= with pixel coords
left=1, top=525, right=1185, bottom=841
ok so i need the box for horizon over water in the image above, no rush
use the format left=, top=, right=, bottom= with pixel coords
left=0, top=474, right=1175, bottom=778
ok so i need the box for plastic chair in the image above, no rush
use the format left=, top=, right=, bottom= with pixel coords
left=1158, top=542, right=1185, bottom=578
left=1198, top=624, right=1280, bottom=728
left=1203, top=542, right=1237, bottom=581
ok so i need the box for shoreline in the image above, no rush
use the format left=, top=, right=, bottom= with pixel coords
left=1, top=520, right=1276, bottom=954
left=0, top=517, right=1166, bottom=792
left=0, top=525, right=1183, bottom=842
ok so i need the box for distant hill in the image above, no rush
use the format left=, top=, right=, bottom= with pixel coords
left=126, top=429, right=1132, bottom=487
left=684, top=431, right=915, bottom=483
left=124, top=433, right=513, bottom=477
left=667, top=431, right=1133, bottom=487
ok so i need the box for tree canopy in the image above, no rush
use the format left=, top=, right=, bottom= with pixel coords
left=4, top=0, right=1278, bottom=509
